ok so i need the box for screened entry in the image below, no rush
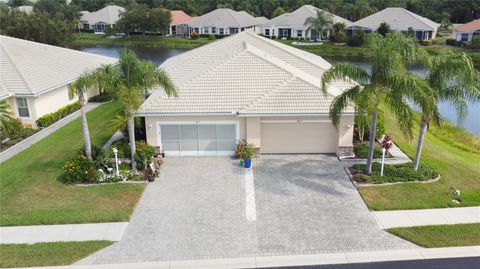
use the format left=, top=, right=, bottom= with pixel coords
left=158, top=122, right=239, bottom=156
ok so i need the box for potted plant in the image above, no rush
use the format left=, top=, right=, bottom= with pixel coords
left=241, top=143, right=258, bottom=169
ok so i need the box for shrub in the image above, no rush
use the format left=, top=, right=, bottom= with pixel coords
left=238, top=141, right=259, bottom=160
left=191, top=31, right=199, bottom=39
left=467, top=35, right=480, bottom=49
left=420, top=40, right=433, bottom=46
left=208, top=34, right=215, bottom=40
left=351, top=162, right=439, bottom=184
left=36, top=102, right=81, bottom=128
left=347, top=28, right=364, bottom=46
left=63, top=153, right=97, bottom=184
left=88, top=93, right=113, bottom=103
left=432, top=37, right=444, bottom=45
left=445, top=38, right=457, bottom=46
left=134, top=141, right=156, bottom=169
left=354, top=143, right=384, bottom=158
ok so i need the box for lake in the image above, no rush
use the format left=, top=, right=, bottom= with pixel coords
left=74, top=45, right=480, bottom=136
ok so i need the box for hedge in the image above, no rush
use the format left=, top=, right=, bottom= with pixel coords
left=351, top=162, right=439, bottom=184
left=36, top=102, right=81, bottom=128
left=88, top=93, right=113, bottom=103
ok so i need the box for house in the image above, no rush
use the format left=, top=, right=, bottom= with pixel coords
left=169, top=10, right=194, bottom=36
left=16, top=5, right=33, bottom=14
left=346, top=7, right=440, bottom=41
left=261, top=5, right=351, bottom=40
left=0, top=35, right=117, bottom=126
left=137, top=31, right=354, bottom=156
left=180, top=8, right=264, bottom=36
left=80, top=5, right=125, bottom=33
left=453, top=19, right=480, bottom=42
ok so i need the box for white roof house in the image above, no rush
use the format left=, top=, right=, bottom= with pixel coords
left=138, top=31, right=355, bottom=156
left=346, top=7, right=440, bottom=40
left=261, top=5, right=351, bottom=39
left=80, top=5, right=125, bottom=33
left=0, top=35, right=117, bottom=124
left=16, top=5, right=33, bottom=14
left=182, top=8, right=264, bottom=36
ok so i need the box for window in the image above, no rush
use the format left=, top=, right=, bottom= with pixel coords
left=219, top=28, right=224, bottom=35
left=265, top=29, right=270, bottom=36
left=67, top=84, right=74, bottom=101
left=212, top=27, right=216, bottom=34
left=461, top=33, right=469, bottom=42
left=297, top=30, right=302, bottom=37
left=16, top=98, right=30, bottom=118
left=203, top=27, right=209, bottom=34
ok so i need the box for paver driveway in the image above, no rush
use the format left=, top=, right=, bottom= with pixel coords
left=78, top=155, right=415, bottom=265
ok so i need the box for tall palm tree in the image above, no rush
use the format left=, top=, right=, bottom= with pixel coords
left=413, top=52, right=480, bottom=170
left=322, top=33, right=432, bottom=175
left=70, top=71, right=96, bottom=160
left=0, top=101, right=15, bottom=137
left=94, top=64, right=119, bottom=96
left=304, top=10, right=334, bottom=40
left=116, top=50, right=177, bottom=171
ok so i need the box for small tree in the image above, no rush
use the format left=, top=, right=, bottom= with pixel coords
left=304, top=10, right=334, bottom=40
left=0, top=101, right=16, bottom=137
left=377, top=22, right=391, bottom=37
left=330, top=22, right=346, bottom=43
left=272, top=6, right=286, bottom=18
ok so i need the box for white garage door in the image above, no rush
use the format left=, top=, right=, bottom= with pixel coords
left=159, top=122, right=238, bottom=156
left=261, top=121, right=338, bottom=154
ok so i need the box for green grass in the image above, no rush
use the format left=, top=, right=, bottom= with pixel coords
left=359, top=110, right=480, bottom=210
left=0, top=102, right=145, bottom=226
left=388, top=224, right=480, bottom=248
left=68, top=33, right=213, bottom=49
left=0, top=241, right=112, bottom=268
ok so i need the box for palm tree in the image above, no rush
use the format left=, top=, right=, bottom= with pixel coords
left=116, top=50, right=177, bottom=171
left=94, top=64, right=119, bottom=96
left=322, top=33, right=432, bottom=175
left=412, top=52, right=480, bottom=170
left=70, top=71, right=96, bottom=160
left=304, top=10, right=334, bottom=40
left=0, top=101, right=15, bottom=137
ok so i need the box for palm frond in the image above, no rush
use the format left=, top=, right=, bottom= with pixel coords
left=321, top=63, right=371, bottom=95
left=329, top=85, right=374, bottom=128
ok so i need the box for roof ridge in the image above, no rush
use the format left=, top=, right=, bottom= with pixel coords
left=239, top=75, right=296, bottom=112
left=0, top=41, right=33, bottom=93
left=228, top=9, right=242, bottom=26
left=401, top=8, right=437, bottom=30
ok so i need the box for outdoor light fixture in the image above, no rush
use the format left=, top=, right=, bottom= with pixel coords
left=112, top=148, right=119, bottom=177
left=147, top=124, right=153, bottom=129
left=346, top=124, right=353, bottom=128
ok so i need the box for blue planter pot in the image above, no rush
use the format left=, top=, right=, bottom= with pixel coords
left=244, top=159, right=252, bottom=168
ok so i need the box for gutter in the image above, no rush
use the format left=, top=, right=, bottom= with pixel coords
left=136, top=112, right=356, bottom=117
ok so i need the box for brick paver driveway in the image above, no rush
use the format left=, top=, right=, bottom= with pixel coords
left=78, top=155, right=414, bottom=265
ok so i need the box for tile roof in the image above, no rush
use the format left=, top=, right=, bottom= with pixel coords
left=454, top=19, right=480, bottom=33
left=170, top=10, right=194, bottom=26
left=347, top=7, right=439, bottom=31
left=0, top=35, right=117, bottom=100
left=138, top=31, right=354, bottom=116
left=80, top=5, right=124, bottom=25
left=184, top=8, right=260, bottom=28
left=261, top=5, right=351, bottom=29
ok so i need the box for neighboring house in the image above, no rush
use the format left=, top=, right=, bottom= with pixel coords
left=0, top=35, right=117, bottom=126
left=169, top=10, right=194, bottom=36
left=80, top=5, right=125, bottom=33
left=180, top=8, right=264, bottom=36
left=346, top=7, right=440, bottom=41
left=16, top=5, right=33, bottom=14
left=453, top=19, right=480, bottom=42
left=261, top=5, right=351, bottom=40
left=137, top=31, right=355, bottom=157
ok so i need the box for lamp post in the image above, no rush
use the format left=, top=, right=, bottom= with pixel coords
left=112, top=148, right=119, bottom=177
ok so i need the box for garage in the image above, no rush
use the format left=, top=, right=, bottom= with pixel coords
left=260, top=120, right=339, bottom=154
left=158, top=122, right=239, bottom=156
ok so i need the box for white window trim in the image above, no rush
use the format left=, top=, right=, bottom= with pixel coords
left=16, top=97, right=31, bottom=119
left=156, top=121, right=240, bottom=156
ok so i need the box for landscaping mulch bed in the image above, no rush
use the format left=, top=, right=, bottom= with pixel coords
left=349, top=162, right=440, bottom=185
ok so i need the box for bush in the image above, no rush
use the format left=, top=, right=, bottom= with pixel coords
left=354, top=143, right=384, bottom=158
left=347, top=28, right=365, bottom=47
left=63, top=153, right=97, bottom=184
left=191, top=31, right=199, bottom=39
left=351, top=162, right=439, bottom=184
left=207, top=34, right=215, bottom=40
left=420, top=40, right=433, bottom=46
left=36, top=102, right=81, bottom=128
left=88, top=93, right=113, bottom=103
left=445, top=38, right=457, bottom=46
left=432, top=37, right=444, bottom=45
left=467, top=36, right=480, bottom=49
left=134, top=141, right=156, bottom=169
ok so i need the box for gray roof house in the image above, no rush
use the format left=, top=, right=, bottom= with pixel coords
left=261, top=5, right=351, bottom=40
left=138, top=30, right=355, bottom=157
left=0, top=35, right=117, bottom=125
left=346, top=7, right=440, bottom=40
left=181, top=8, right=264, bottom=36
left=80, top=5, right=125, bottom=33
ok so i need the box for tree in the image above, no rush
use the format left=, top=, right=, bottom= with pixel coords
left=330, top=22, right=346, bottom=43
left=0, top=101, right=16, bottom=137
left=70, top=71, right=96, bottom=160
left=271, top=6, right=286, bottom=18
left=147, top=7, right=171, bottom=34
left=377, top=22, right=391, bottom=37
left=304, top=10, right=334, bottom=40
left=412, top=52, right=480, bottom=170
left=322, top=33, right=431, bottom=175
left=117, top=3, right=149, bottom=35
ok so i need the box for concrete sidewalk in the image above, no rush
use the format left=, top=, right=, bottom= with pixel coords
left=0, top=222, right=128, bottom=244
left=7, top=246, right=480, bottom=269
left=372, top=206, right=480, bottom=229
left=0, top=102, right=102, bottom=163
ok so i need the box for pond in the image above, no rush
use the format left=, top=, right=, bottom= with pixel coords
left=74, top=45, right=480, bottom=136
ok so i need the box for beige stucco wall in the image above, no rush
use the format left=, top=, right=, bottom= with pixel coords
left=144, top=114, right=354, bottom=155
left=5, top=96, right=37, bottom=126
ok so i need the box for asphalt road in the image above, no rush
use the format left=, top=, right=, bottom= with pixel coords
left=257, top=256, right=480, bottom=269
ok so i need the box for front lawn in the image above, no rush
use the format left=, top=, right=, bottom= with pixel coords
left=0, top=241, right=112, bottom=268
left=0, top=102, right=145, bottom=226
left=351, top=162, right=438, bottom=184
left=359, top=110, right=480, bottom=210
left=388, top=224, right=480, bottom=248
